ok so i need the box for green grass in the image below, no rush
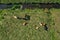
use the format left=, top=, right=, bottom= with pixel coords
left=0, top=8, right=56, bottom=40
left=50, top=8, right=60, bottom=40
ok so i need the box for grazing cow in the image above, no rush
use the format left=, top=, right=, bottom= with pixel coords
left=17, top=17, right=23, bottom=19
left=13, top=14, right=30, bottom=21
left=39, top=22, right=48, bottom=31
left=13, top=15, right=17, bottom=19
left=39, top=22, right=45, bottom=26
left=36, top=26, right=39, bottom=30
left=23, top=22, right=27, bottom=26
left=24, top=14, right=30, bottom=20
left=44, top=24, right=48, bottom=31
left=13, top=15, right=24, bottom=20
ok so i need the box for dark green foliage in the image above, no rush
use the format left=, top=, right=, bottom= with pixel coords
left=0, top=0, right=60, bottom=4
left=11, top=5, right=20, bottom=10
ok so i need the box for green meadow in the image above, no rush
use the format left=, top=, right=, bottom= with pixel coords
left=0, top=8, right=59, bottom=40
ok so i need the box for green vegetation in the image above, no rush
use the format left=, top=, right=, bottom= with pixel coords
left=0, top=8, right=57, bottom=40
left=0, top=0, right=60, bottom=4
left=50, top=9, right=60, bottom=40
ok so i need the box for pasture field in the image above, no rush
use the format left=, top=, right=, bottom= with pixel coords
left=50, top=9, right=60, bottom=40
left=0, top=8, right=59, bottom=40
